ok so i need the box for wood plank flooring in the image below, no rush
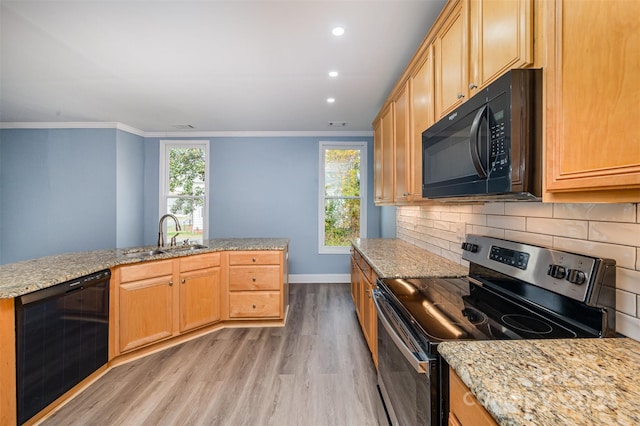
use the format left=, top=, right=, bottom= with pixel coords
left=42, top=283, right=386, bottom=426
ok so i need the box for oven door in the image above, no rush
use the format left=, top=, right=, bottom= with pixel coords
left=373, top=289, right=439, bottom=426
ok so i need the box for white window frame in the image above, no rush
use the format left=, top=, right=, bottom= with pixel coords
left=318, top=141, right=367, bottom=254
left=159, top=140, right=210, bottom=241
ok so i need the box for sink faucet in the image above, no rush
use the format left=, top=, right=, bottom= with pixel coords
left=158, top=214, right=182, bottom=248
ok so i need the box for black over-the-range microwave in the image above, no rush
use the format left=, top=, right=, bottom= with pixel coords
left=422, top=69, right=542, bottom=201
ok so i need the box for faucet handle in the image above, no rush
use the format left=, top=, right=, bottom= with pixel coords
left=182, top=239, right=190, bottom=246
left=170, top=233, right=180, bottom=247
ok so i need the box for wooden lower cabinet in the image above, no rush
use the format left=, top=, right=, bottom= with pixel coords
left=229, top=291, right=280, bottom=318
left=119, top=275, right=174, bottom=352
left=179, top=253, right=221, bottom=333
left=228, top=250, right=286, bottom=320
left=449, top=367, right=498, bottom=426
left=116, top=254, right=223, bottom=354
left=350, top=248, right=378, bottom=367
left=118, top=260, right=174, bottom=353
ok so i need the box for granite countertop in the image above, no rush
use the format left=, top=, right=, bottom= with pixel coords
left=439, top=338, right=640, bottom=425
left=0, top=238, right=289, bottom=299
left=351, top=238, right=468, bottom=278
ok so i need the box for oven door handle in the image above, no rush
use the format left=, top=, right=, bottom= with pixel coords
left=373, top=292, right=429, bottom=374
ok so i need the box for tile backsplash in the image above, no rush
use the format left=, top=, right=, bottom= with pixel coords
left=396, top=202, right=640, bottom=342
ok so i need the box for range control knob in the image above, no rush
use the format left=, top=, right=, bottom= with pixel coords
left=566, top=269, right=586, bottom=285
left=461, top=242, right=479, bottom=253
left=547, top=264, right=566, bottom=279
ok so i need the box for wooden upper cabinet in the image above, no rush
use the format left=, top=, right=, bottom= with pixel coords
left=393, top=82, right=411, bottom=203
left=410, top=46, right=435, bottom=201
left=381, top=103, right=395, bottom=204
left=373, top=103, right=395, bottom=205
left=435, top=0, right=469, bottom=119
left=373, top=119, right=384, bottom=203
left=543, top=0, right=640, bottom=201
left=469, top=0, right=533, bottom=94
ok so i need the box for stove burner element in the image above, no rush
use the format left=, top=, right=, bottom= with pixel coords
left=501, top=314, right=553, bottom=335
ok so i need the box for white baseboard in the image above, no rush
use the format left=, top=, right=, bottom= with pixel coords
left=288, top=274, right=350, bottom=284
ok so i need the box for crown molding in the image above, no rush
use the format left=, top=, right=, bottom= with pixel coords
left=0, top=122, right=147, bottom=137
left=0, top=122, right=373, bottom=138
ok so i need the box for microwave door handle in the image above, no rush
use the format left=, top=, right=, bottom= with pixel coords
left=469, top=105, right=488, bottom=178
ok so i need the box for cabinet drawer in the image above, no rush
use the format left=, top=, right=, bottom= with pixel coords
left=180, top=253, right=221, bottom=272
left=229, top=292, right=280, bottom=318
left=228, top=251, right=280, bottom=265
left=119, top=260, right=173, bottom=283
left=229, top=266, right=280, bottom=291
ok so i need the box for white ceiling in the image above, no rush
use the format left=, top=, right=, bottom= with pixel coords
left=0, top=0, right=446, bottom=133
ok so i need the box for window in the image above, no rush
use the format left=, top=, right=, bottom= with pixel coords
left=319, top=142, right=367, bottom=254
left=159, top=140, right=209, bottom=244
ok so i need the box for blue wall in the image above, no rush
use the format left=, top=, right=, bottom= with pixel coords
left=116, top=130, right=145, bottom=248
left=1, top=129, right=381, bottom=276
left=0, top=128, right=118, bottom=264
left=144, top=136, right=380, bottom=275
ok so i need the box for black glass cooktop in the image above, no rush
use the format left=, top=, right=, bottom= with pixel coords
left=377, top=274, right=600, bottom=349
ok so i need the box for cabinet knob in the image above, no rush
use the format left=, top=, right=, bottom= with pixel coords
left=252, top=277, right=256, bottom=282
left=457, top=92, right=465, bottom=99
left=252, top=304, right=257, bottom=309
left=181, top=279, right=186, bottom=284
left=169, top=280, right=173, bottom=286
left=469, top=83, right=477, bottom=90
left=252, top=257, right=257, bottom=262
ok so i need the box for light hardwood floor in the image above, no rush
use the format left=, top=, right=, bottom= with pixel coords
left=42, top=283, right=386, bottom=426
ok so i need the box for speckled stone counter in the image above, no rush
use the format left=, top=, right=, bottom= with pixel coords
left=351, top=238, right=468, bottom=278
left=0, top=238, right=289, bottom=298
left=439, top=338, right=640, bottom=426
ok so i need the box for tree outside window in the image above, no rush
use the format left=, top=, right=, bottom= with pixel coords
left=319, top=142, right=367, bottom=254
left=160, top=141, right=209, bottom=243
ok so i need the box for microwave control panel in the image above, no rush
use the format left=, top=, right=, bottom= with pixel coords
left=490, top=122, right=507, bottom=173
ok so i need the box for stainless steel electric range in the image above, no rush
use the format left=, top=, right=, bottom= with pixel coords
left=373, top=234, right=617, bottom=426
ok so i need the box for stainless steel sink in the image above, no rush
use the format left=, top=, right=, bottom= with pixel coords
left=165, top=244, right=209, bottom=252
left=122, top=249, right=167, bottom=258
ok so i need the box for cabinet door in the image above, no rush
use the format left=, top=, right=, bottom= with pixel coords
left=449, top=367, right=498, bottom=425
left=363, top=273, right=378, bottom=368
left=179, top=267, right=220, bottom=333
left=373, top=119, right=384, bottom=203
left=381, top=103, right=395, bottom=204
left=410, top=47, right=435, bottom=201
left=544, top=0, right=640, bottom=200
left=469, top=0, right=533, bottom=93
left=119, top=276, right=173, bottom=352
left=394, top=82, right=411, bottom=203
left=350, top=254, right=358, bottom=304
left=435, top=0, right=468, bottom=119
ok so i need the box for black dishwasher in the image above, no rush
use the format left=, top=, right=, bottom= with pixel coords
left=15, top=269, right=110, bottom=424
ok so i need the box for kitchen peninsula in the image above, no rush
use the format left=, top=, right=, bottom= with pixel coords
left=0, top=238, right=288, bottom=425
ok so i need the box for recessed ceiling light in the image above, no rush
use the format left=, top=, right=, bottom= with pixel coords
left=327, top=97, right=336, bottom=103
left=332, top=26, right=345, bottom=36
left=328, top=71, right=339, bottom=78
